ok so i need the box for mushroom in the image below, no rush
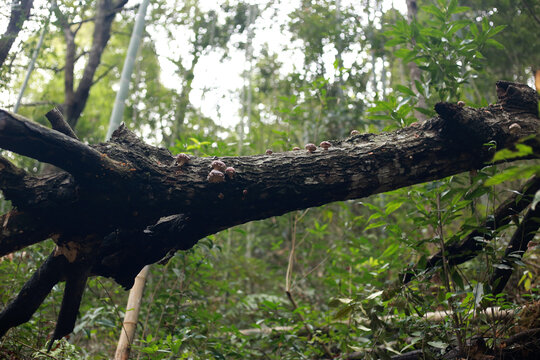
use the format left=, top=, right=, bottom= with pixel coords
left=292, top=147, right=301, bottom=151
left=305, top=143, right=317, bottom=153
left=175, top=153, right=190, bottom=166
left=319, top=141, right=331, bottom=150
left=350, top=130, right=360, bottom=136
left=509, top=123, right=521, bottom=135
left=266, top=149, right=273, bottom=155
left=457, top=100, right=465, bottom=107
left=211, top=160, right=227, bottom=172
left=225, top=167, right=235, bottom=179
left=207, top=169, right=225, bottom=183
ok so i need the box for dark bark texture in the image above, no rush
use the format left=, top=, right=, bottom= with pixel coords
left=0, top=81, right=538, bottom=341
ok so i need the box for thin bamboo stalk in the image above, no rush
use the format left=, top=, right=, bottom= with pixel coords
left=106, top=0, right=150, bottom=140
left=114, top=265, right=150, bottom=360
left=13, top=1, right=55, bottom=113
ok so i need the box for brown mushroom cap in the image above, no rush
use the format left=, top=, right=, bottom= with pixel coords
left=225, top=167, right=235, bottom=179
left=350, top=130, right=360, bottom=136
left=175, top=153, right=191, bottom=166
left=265, top=149, right=273, bottom=155
left=305, top=143, right=317, bottom=152
left=211, top=160, right=227, bottom=172
left=457, top=100, right=465, bottom=107
left=292, top=147, right=301, bottom=151
left=319, top=141, right=331, bottom=150
left=207, top=169, right=225, bottom=183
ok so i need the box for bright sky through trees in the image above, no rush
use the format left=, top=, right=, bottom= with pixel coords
left=0, top=0, right=407, bottom=132
left=153, top=0, right=407, bottom=128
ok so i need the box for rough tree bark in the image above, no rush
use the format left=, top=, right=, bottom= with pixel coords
left=0, top=81, right=538, bottom=343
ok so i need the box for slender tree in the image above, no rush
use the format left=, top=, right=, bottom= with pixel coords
left=13, top=1, right=55, bottom=113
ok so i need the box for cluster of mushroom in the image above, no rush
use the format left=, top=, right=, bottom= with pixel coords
left=288, top=140, right=332, bottom=153
left=208, top=160, right=235, bottom=183
left=286, top=130, right=362, bottom=153
left=174, top=153, right=235, bottom=184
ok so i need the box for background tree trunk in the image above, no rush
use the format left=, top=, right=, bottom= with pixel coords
left=0, top=0, right=34, bottom=69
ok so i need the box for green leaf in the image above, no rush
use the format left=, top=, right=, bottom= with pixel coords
left=492, top=144, right=533, bottom=161
left=395, top=85, right=416, bottom=97
left=385, top=201, right=403, bottom=215
left=335, top=305, right=353, bottom=319
left=394, top=48, right=414, bottom=59
left=365, top=221, right=386, bottom=231
left=485, top=38, right=504, bottom=49
left=447, top=20, right=470, bottom=36
left=367, top=212, right=382, bottom=222
left=450, top=6, right=470, bottom=15
left=381, top=243, right=400, bottom=258
left=484, top=165, right=540, bottom=186
left=470, top=23, right=479, bottom=37
left=447, top=0, right=458, bottom=15
left=424, top=5, right=445, bottom=20
left=414, top=80, right=426, bottom=97
left=487, top=25, right=507, bottom=37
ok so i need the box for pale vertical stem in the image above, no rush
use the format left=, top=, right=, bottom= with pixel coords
left=106, top=0, right=150, bottom=140
left=14, top=1, right=54, bottom=113
left=285, top=214, right=297, bottom=292
left=114, top=265, right=150, bottom=360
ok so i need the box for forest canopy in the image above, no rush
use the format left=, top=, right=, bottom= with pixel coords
left=0, top=0, right=539, bottom=359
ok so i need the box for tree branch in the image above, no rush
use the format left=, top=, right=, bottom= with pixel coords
left=45, top=107, right=78, bottom=140
left=0, top=210, right=57, bottom=257
left=490, top=204, right=540, bottom=294
left=0, top=109, right=128, bottom=181
left=0, top=251, right=69, bottom=337
left=402, top=176, right=540, bottom=284
left=48, top=264, right=90, bottom=350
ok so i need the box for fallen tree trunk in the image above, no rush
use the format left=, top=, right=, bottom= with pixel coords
left=0, top=81, right=538, bottom=341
